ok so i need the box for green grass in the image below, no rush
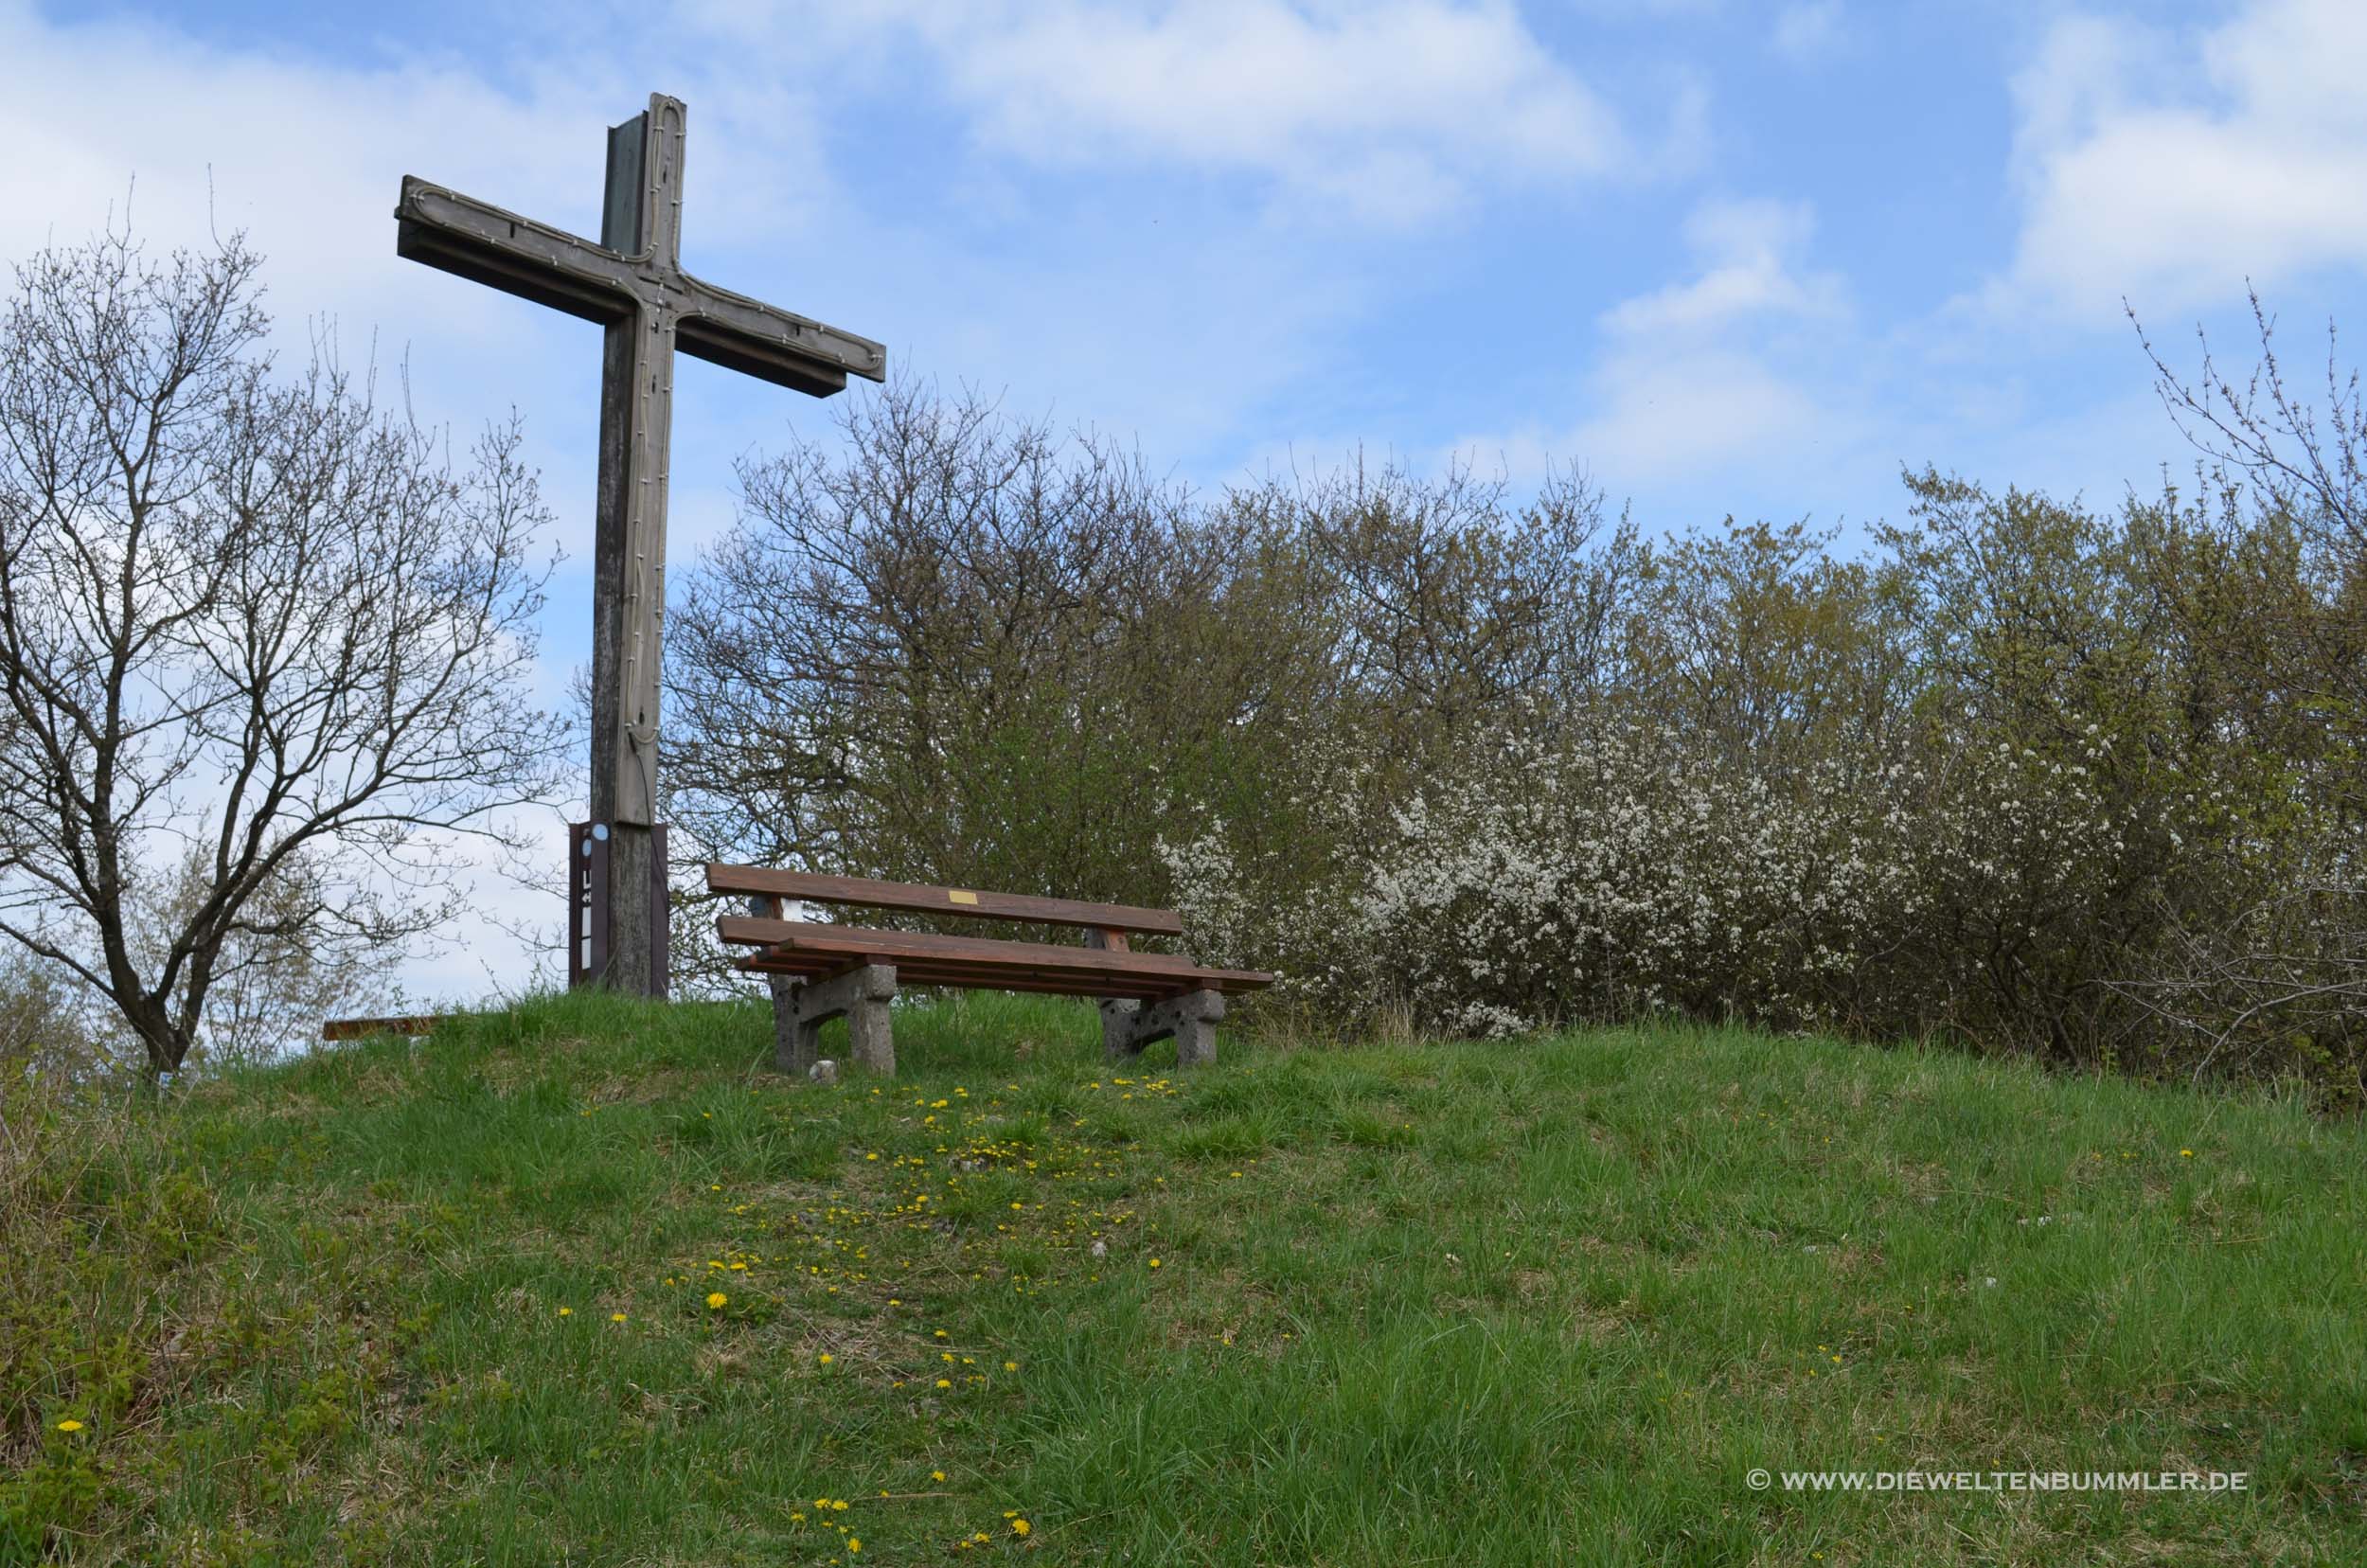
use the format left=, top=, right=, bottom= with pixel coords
left=9, top=990, right=2366, bottom=1564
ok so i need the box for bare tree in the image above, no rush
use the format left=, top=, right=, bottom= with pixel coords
left=0, top=226, right=566, bottom=1080
left=2135, top=288, right=2367, bottom=559
left=118, top=844, right=408, bottom=1070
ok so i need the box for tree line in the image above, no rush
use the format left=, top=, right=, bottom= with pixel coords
left=2, top=230, right=2359, bottom=1105
left=665, top=324, right=2367, bottom=1105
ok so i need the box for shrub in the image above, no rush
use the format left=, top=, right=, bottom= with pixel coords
left=670, top=382, right=2367, bottom=1104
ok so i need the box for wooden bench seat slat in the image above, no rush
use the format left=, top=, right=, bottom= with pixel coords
left=718, top=915, right=1210, bottom=971
left=717, top=916, right=1272, bottom=994
left=706, top=864, right=1184, bottom=936
left=748, top=959, right=1247, bottom=1002
left=736, top=953, right=1188, bottom=1002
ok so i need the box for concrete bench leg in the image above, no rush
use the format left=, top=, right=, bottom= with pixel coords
left=771, top=963, right=898, bottom=1078
left=766, top=971, right=810, bottom=1075
left=1098, top=988, right=1223, bottom=1068
left=845, top=971, right=897, bottom=1077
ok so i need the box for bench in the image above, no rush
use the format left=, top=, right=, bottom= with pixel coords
left=706, top=864, right=1272, bottom=1078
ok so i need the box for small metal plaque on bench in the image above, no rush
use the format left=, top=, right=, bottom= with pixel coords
left=948, top=889, right=980, bottom=905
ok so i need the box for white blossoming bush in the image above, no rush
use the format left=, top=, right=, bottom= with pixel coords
left=1166, top=721, right=2159, bottom=1046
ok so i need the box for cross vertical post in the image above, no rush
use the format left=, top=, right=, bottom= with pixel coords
left=587, top=100, right=678, bottom=997
left=394, top=94, right=886, bottom=997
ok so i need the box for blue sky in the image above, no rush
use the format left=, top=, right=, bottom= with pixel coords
left=9, top=0, right=2365, bottom=999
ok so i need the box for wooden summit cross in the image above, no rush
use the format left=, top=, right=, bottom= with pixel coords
left=394, top=94, right=885, bottom=996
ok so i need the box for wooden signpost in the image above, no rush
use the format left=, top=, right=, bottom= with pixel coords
left=394, top=94, right=885, bottom=995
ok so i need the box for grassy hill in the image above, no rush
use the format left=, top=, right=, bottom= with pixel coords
left=8, top=993, right=2364, bottom=1565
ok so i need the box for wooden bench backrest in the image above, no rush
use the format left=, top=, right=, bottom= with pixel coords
left=704, top=864, right=1185, bottom=938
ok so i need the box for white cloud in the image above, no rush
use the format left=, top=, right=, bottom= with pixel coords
left=0, top=6, right=843, bottom=320
left=1771, top=0, right=1844, bottom=63
left=700, top=0, right=1665, bottom=224
left=1456, top=193, right=1854, bottom=490
left=1566, top=0, right=1723, bottom=16
left=1602, top=196, right=1842, bottom=336
left=1994, top=0, right=2367, bottom=321
left=1568, top=346, right=1829, bottom=476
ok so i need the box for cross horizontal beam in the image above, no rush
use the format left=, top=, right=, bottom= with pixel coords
left=395, top=177, right=886, bottom=397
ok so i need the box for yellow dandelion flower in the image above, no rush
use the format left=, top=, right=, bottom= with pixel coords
left=707, top=1292, right=729, bottom=1310
left=831, top=1500, right=848, bottom=1511
left=847, top=1539, right=861, bottom=1553
left=1148, top=1257, right=1162, bottom=1269
left=1012, top=1518, right=1031, bottom=1536
left=55, top=1418, right=83, bottom=1433
left=557, top=1307, right=572, bottom=1317
left=1004, top=1360, right=1018, bottom=1372
left=2180, top=1149, right=2195, bottom=1158
left=932, top=1470, right=947, bottom=1482
left=818, top=1352, right=835, bottom=1365
left=612, top=1312, right=628, bottom=1323
left=935, top=1378, right=952, bottom=1389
